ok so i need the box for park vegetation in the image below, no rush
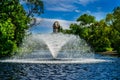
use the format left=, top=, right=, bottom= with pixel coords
left=61, top=7, right=120, bottom=54
left=0, top=0, right=44, bottom=57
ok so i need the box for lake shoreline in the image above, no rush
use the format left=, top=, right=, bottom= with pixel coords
left=96, top=51, right=120, bottom=57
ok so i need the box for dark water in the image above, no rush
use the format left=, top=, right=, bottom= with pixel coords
left=0, top=57, right=120, bottom=80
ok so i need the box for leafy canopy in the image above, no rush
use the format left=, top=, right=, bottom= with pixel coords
left=77, top=14, right=95, bottom=25
left=0, top=0, right=44, bottom=57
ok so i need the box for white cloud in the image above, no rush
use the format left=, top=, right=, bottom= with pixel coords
left=43, top=0, right=98, bottom=12
left=37, top=18, right=76, bottom=29
left=47, top=6, right=74, bottom=12
left=75, top=10, right=80, bottom=13
left=43, top=0, right=77, bottom=12
left=21, top=0, right=99, bottom=13
left=78, top=0, right=97, bottom=6
left=29, top=18, right=77, bottom=33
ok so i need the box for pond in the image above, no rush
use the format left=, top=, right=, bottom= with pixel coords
left=0, top=54, right=120, bottom=80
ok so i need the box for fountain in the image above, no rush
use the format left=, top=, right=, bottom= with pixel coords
left=19, top=33, right=94, bottom=59
left=0, top=32, right=110, bottom=64
left=15, top=21, right=94, bottom=60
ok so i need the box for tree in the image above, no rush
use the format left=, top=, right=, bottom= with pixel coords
left=105, top=7, right=120, bottom=53
left=113, top=7, right=120, bottom=32
left=22, top=0, right=44, bottom=17
left=88, top=20, right=112, bottom=52
left=0, top=0, right=30, bottom=57
left=0, top=19, right=17, bottom=57
left=64, top=14, right=113, bottom=52
left=77, top=14, right=95, bottom=25
left=69, top=14, right=96, bottom=42
left=0, top=0, right=44, bottom=57
left=69, top=24, right=82, bottom=35
left=21, top=0, right=44, bottom=26
left=105, top=13, right=114, bottom=26
left=112, top=7, right=120, bottom=53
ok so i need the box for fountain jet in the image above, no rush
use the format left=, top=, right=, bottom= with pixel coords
left=18, top=33, right=94, bottom=59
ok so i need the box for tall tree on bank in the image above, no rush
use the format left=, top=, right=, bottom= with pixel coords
left=0, top=0, right=44, bottom=57
left=113, top=7, right=120, bottom=53
left=76, top=14, right=112, bottom=51
left=0, top=0, right=29, bottom=57
left=67, top=14, right=95, bottom=35
left=105, top=7, right=120, bottom=53
left=64, top=14, right=113, bottom=52
left=113, top=7, right=120, bottom=32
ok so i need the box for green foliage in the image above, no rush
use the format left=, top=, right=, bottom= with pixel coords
left=106, top=7, right=120, bottom=53
left=62, top=6, right=120, bottom=54
left=85, top=21, right=112, bottom=52
left=0, top=0, right=44, bottom=57
left=0, top=19, right=17, bottom=57
left=113, top=7, right=120, bottom=32
left=0, top=0, right=30, bottom=57
left=77, top=14, right=95, bottom=25
left=105, top=13, right=114, bottom=26
left=69, top=24, right=82, bottom=35
left=63, top=13, right=118, bottom=52
left=22, top=0, right=44, bottom=17
left=21, top=0, right=44, bottom=26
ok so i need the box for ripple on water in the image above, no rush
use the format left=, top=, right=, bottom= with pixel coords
left=0, top=56, right=120, bottom=80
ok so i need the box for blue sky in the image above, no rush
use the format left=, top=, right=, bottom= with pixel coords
left=26, top=0, right=120, bottom=33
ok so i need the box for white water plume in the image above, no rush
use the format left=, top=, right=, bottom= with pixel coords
left=18, top=33, right=94, bottom=59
